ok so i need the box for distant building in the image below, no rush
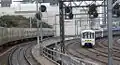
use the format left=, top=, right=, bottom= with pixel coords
left=1, top=0, right=12, bottom=7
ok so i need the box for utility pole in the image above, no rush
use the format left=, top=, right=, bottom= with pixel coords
left=107, top=0, right=113, bottom=64
left=104, top=0, right=107, bottom=27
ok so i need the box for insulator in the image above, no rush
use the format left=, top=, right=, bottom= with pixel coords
left=40, top=5, right=47, bottom=12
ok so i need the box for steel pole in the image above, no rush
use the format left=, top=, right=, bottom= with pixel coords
left=38, top=3, right=42, bottom=41
left=36, top=0, right=40, bottom=49
left=77, top=20, right=79, bottom=37
left=30, top=17, right=32, bottom=28
left=107, top=0, right=113, bottom=64
left=75, top=15, right=77, bottom=37
left=40, top=16, right=43, bottom=55
left=54, top=15, right=57, bottom=36
left=104, top=0, right=107, bottom=26
left=59, top=0, right=65, bottom=53
left=38, top=1, right=43, bottom=55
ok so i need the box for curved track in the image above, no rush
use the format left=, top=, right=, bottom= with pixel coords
left=8, top=41, right=39, bottom=65
left=66, top=36, right=120, bottom=65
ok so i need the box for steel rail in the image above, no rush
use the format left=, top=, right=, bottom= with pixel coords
left=8, top=47, right=18, bottom=65
left=24, top=43, right=40, bottom=65
left=8, top=42, right=37, bottom=65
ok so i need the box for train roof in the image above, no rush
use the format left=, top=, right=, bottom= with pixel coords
left=93, top=27, right=120, bottom=32
left=81, top=30, right=95, bottom=33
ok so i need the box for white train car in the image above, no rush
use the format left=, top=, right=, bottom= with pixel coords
left=81, top=30, right=95, bottom=47
left=80, top=27, right=120, bottom=47
left=0, top=28, right=54, bottom=46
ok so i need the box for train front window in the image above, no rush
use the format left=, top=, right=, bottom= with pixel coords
left=91, top=33, right=94, bottom=39
left=82, top=32, right=94, bottom=39
left=82, top=32, right=87, bottom=38
left=82, top=33, right=85, bottom=38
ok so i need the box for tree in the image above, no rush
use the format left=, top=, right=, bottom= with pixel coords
left=0, top=15, right=52, bottom=28
left=0, top=15, right=29, bottom=27
left=31, top=18, right=52, bottom=28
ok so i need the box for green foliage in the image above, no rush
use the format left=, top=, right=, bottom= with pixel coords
left=0, top=15, right=29, bottom=27
left=41, top=22, right=52, bottom=28
left=0, top=15, right=52, bottom=28
left=31, top=18, right=52, bottom=28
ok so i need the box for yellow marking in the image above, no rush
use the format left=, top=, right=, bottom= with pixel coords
left=85, top=40, right=92, bottom=42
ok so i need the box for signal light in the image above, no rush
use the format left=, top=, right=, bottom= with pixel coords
left=89, top=4, right=97, bottom=12
left=35, top=12, right=42, bottom=20
left=68, top=12, right=73, bottom=19
left=65, top=6, right=72, bottom=13
left=112, top=3, right=120, bottom=17
left=88, top=4, right=98, bottom=18
left=65, top=13, right=74, bottom=19
left=117, top=10, right=120, bottom=17
left=93, top=11, right=98, bottom=18
left=113, top=3, right=119, bottom=9
left=65, top=6, right=73, bottom=19
left=40, top=5, right=47, bottom=12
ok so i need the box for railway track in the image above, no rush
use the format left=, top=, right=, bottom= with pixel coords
left=7, top=36, right=74, bottom=65
left=66, top=41, right=106, bottom=65
left=8, top=41, right=39, bottom=65
left=66, top=36, right=120, bottom=65
left=24, top=42, right=40, bottom=65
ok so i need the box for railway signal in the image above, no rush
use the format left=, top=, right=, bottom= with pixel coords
left=35, top=5, right=46, bottom=20
left=112, top=3, right=120, bottom=17
left=35, top=12, right=42, bottom=20
left=88, top=4, right=98, bottom=18
left=65, top=6, right=74, bottom=19
left=40, top=5, right=47, bottom=12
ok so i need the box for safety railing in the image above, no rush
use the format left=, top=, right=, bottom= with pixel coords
left=42, top=46, right=98, bottom=65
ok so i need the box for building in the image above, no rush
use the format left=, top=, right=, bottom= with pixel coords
left=1, top=0, right=12, bottom=7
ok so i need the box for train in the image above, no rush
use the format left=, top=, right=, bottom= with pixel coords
left=0, top=28, right=54, bottom=46
left=1, top=27, right=120, bottom=48
left=81, top=30, right=95, bottom=47
left=80, top=27, right=120, bottom=47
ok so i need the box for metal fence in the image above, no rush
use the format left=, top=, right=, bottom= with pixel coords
left=42, top=46, right=98, bottom=65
